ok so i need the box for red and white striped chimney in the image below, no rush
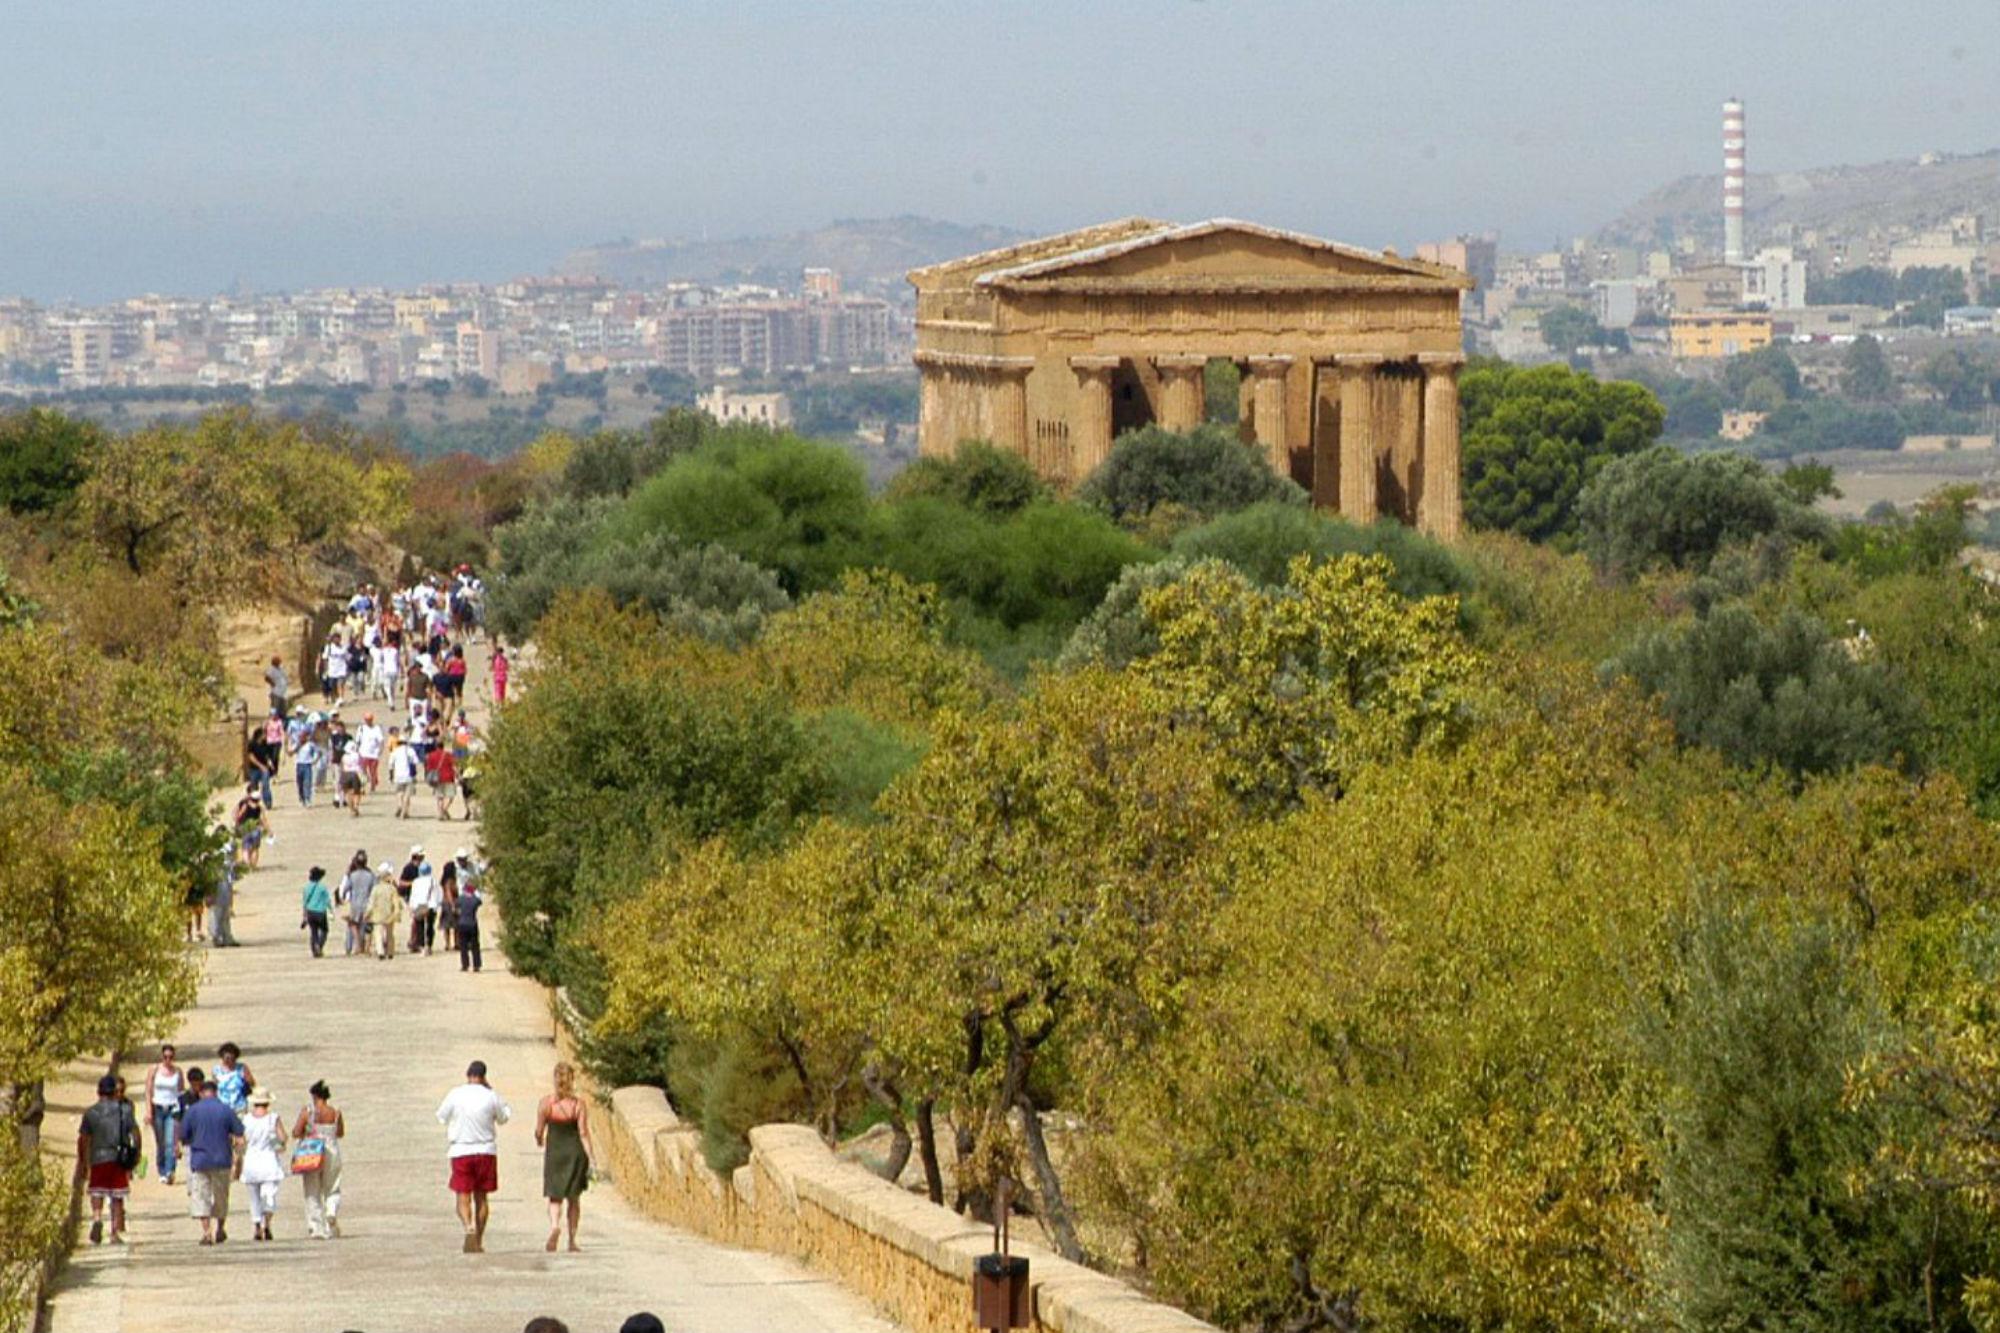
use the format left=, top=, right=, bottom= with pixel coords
left=1723, top=99, right=1746, bottom=263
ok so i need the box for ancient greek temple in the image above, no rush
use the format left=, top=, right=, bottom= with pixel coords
left=908, top=218, right=1472, bottom=538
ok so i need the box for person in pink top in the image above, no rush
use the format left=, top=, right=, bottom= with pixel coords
left=490, top=645, right=510, bottom=708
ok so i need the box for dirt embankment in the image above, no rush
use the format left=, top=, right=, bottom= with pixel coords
left=194, top=529, right=413, bottom=783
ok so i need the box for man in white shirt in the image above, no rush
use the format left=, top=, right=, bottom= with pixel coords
left=436, top=1060, right=511, bottom=1253
left=355, top=713, right=387, bottom=792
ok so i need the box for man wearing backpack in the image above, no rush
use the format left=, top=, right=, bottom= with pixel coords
left=77, top=1074, right=140, bottom=1244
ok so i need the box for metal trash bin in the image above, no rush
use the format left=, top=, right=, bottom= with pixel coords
left=973, top=1252, right=1031, bottom=1330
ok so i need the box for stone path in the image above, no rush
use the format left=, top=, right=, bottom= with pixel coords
left=45, top=651, right=900, bottom=1333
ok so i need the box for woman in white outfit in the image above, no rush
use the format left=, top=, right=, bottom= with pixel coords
left=292, top=1080, right=346, bottom=1239
left=240, top=1089, right=287, bottom=1240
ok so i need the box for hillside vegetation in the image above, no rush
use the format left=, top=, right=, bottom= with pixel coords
left=461, top=371, right=2000, bottom=1333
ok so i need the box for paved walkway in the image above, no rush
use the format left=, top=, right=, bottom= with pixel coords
left=46, top=653, right=900, bottom=1333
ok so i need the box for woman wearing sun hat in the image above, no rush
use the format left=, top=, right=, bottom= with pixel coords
left=366, top=861, right=404, bottom=959
left=240, top=1089, right=288, bottom=1241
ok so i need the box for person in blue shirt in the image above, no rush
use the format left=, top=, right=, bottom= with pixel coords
left=176, top=1070, right=245, bottom=1245
left=301, top=866, right=333, bottom=957
left=212, top=1042, right=254, bottom=1113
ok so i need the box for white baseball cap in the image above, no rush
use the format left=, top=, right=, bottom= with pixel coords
left=409, top=844, right=424, bottom=855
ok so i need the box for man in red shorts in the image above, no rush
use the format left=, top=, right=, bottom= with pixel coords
left=76, top=1074, right=138, bottom=1244
left=436, top=1059, right=511, bottom=1252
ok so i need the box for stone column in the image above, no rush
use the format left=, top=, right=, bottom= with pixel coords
left=1070, top=356, right=1121, bottom=481
left=1337, top=355, right=1381, bottom=524
left=1418, top=352, right=1464, bottom=542
left=917, top=363, right=944, bottom=458
left=1154, top=354, right=1208, bottom=432
left=990, top=359, right=1033, bottom=457
left=1248, top=355, right=1293, bottom=476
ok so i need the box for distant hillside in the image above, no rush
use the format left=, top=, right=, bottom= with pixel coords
left=556, top=216, right=1028, bottom=293
left=1594, top=149, right=2000, bottom=251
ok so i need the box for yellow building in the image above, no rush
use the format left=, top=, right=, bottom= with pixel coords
left=909, top=217, right=1473, bottom=537
left=1669, top=310, right=1773, bottom=359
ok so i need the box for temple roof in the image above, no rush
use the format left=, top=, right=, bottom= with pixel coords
left=908, top=218, right=1474, bottom=291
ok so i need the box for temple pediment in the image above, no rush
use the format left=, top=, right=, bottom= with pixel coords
left=928, top=219, right=1473, bottom=293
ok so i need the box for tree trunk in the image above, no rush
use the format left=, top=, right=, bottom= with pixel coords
left=861, top=1065, right=912, bottom=1184
left=1016, top=1090, right=1083, bottom=1263
left=915, top=1098, right=944, bottom=1205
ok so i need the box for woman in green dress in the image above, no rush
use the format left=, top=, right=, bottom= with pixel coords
left=534, top=1062, right=595, bottom=1252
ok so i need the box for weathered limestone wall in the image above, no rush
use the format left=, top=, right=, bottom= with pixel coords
left=601, top=1087, right=1219, bottom=1333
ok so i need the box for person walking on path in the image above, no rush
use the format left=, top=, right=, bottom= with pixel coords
left=213, top=1043, right=255, bottom=1114
left=233, top=785, right=267, bottom=871
left=438, top=1060, right=511, bottom=1253
left=425, top=737, right=458, bottom=821
left=456, top=871, right=484, bottom=973
left=265, top=655, right=289, bottom=717
left=405, top=850, right=441, bottom=955
left=301, top=866, right=333, bottom=958
left=356, top=712, right=386, bottom=792
left=293, top=730, right=322, bottom=808
left=77, top=1074, right=138, bottom=1245
left=292, top=1080, right=346, bottom=1240
left=176, top=1071, right=243, bottom=1246
left=240, top=1089, right=287, bottom=1241
left=490, top=643, right=509, bottom=708
left=438, top=859, right=460, bottom=954
left=243, top=729, right=276, bottom=811
left=366, top=861, right=403, bottom=959
left=184, top=862, right=210, bottom=944
left=339, top=851, right=376, bottom=957
left=338, top=743, right=365, bottom=816
left=145, top=1044, right=186, bottom=1186
left=209, top=842, right=240, bottom=947
left=535, top=1063, right=595, bottom=1253
left=390, top=732, right=419, bottom=818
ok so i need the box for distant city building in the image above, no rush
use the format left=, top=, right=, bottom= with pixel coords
left=1591, top=279, right=1649, bottom=330
left=64, top=322, right=113, bottom=386
left=0, top=264, right=897, bottom=397
left=1669, top=310, right=1773, bottom=358
left=1413, top=236, right=1497, bottom=289
left=1944, top=305, right=1997, bottom=336
left=698, top=384, right=793, bottom=428
left=1664, top=264, right=1744, bottom=314
left=455, top=323, right=501, bottom=380
left=1719, top=410, right=1767, bottom=441
left=1740, top=248, right=1809, bottom=310
left=1889, top=229, right=1982, bottom=292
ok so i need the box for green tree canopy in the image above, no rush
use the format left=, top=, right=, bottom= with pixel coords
left=488, top=495, right=789, bottom=644
left=620, top=429, right=871, bottom=594
left=884, top=440, right=1049, bottom=516
left=1607, top=603, right=1921, bottom=779
left=0, top=408, right=95, bottom=514
left=1842, top=334, right=1897, bottom=402
left=1076, top=423, right=1304, bottom=526
left=1460, top=361, right=1665, bottom=544
left=1577, top=445, right=1831, bottom=577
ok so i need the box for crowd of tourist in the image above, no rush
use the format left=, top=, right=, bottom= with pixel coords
left=76, top=564, right=612, bottom=1283
left=81, top=1043, right=595, bottom=1254
left=197, top=571, right=507, bottom=951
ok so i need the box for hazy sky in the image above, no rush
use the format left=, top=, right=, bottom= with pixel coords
left=7, top=1, right=2000, bottom=301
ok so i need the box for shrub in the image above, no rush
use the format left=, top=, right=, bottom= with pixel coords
left=1607, top=604, right=1921, bottom=779
left=1076, top=423, right=1304, bottom=524
left=1170, top=502, right=1475, bottom=601
left=885, top=440, right=1048, bottom=515
left=1577, top=445, right=1832, bottom=577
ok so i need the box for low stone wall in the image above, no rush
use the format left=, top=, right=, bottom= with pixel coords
left=601, top=1086, right=1217, bottom=1333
